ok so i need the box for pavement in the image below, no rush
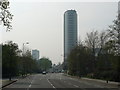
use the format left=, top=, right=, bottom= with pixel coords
left=1, top=73, right=120, bottom=90
left=64, top=74, right=119, bottom=86
left=0, top=79, right=17, bottom=89
left=82, top=77, right=119, bottom=85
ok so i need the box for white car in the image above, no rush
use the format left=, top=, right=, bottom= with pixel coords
left=42, top=71, right=46, bottom=75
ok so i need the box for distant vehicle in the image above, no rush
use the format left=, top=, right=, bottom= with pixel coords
left=42, top=71, right=46, bottom=75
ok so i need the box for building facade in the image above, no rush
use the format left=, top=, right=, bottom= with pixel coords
left=64, top=10, right=78, bottom=67
left=118, top=1, right=120, bottom=14
left=32, top=50, right=39, bottom=60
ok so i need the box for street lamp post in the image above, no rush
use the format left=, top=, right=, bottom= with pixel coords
left=22, top=42, right=29, bottom=76
left=22, top=42, right=29, bottom=56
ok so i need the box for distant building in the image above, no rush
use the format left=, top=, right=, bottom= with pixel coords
left=32, top=50, right=39, bottom=60
left=64, top=10, right=78, bottom=68
left=118, top=1, right=120, bottom=14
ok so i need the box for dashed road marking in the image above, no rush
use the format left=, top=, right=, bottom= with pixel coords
left=27, top=76, right=35, bottom=90
left=29, top=85, right=31, bottom=88
left=28, top=81, right=33, bottom=88
left=73, top=85, right=79, bottom=87
left=47, top=79, right=56, bottom=89
left=60, top=77, right=62, bottom=80
left=62, top=80, right=80, bottom=88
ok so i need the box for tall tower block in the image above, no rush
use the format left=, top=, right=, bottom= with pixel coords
left=64, top=10, right=78, bottom=68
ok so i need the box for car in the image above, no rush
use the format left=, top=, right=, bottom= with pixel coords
left=42, top=71, right=46, bottom=75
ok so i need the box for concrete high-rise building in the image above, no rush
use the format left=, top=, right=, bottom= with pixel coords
left=32, top=49, right=39, bottom=60
left=64, top=10, right=78, bottom=67
left=118, top=1, right=120, bottom=14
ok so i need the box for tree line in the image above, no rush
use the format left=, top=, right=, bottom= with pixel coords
left=67, top=13, right=120, bottom=82
left=2, top=41, right=52, bottom=80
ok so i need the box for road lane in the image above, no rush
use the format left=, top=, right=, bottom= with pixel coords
left=47, top=79, right=56, bottom=88
left=29, top=74, right=53, bottom=88
left=3, top=73, right=119, bottom=89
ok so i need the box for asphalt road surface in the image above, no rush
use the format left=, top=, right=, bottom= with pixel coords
left=3, top=73, right=119, bottom=90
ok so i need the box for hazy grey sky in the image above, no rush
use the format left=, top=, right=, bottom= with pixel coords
left=0, top=1, right=118, bottom=64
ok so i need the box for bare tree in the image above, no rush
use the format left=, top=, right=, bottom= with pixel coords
left=85, top=30, right=100, bottom=73
left=98, top=31, right=108, bottom=55
left=85, top=30, right=99, bottom=57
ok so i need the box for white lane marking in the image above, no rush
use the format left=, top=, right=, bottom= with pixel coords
left=62, top=80, right=79, bottom=88
left=29, top=85, right=31, bottom=87
left=28, top=76, right=34, bottom=88
left=60, top=77, right=62, bottom=80
left=28, top=81, right=33, bottom=88
left=47, top=79, right=56, bottom=88
left=73, top=85, right=79, bottom=87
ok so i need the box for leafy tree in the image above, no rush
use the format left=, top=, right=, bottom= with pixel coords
left=106, top=13, right=120, bottom=82
left=2, top=41, right=41, bottom=79
left=18, top=50, right=38, bottom=76
left=38, top=57, right=52, bottom=71
left=68, top=43, right=94, bottom=77
left=0, top=0, right=13, bottom=31
left=0, top=44, right=2, bottom=78
left=107, top=14, right=120, bottom=56
left=67, top=28, right=120, bottom=81
left=2, top=41, right=20, bottom=80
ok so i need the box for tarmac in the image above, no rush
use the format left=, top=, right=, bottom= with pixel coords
left=1, top=74, right=120, bottom=89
